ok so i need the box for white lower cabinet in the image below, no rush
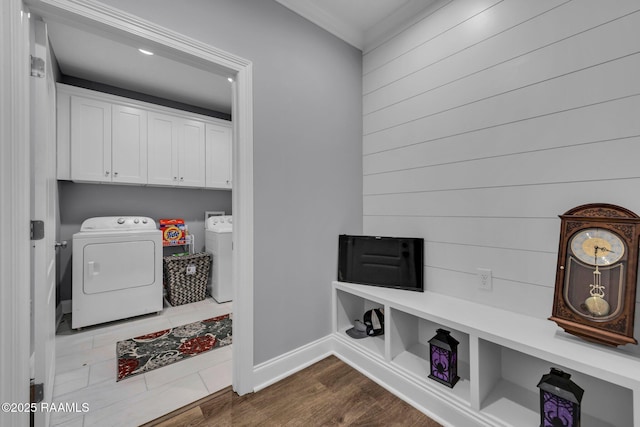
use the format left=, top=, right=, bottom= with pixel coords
left=333, top=281, right=638, bottom=427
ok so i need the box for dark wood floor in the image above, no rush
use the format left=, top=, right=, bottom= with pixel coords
left=143, top=355, right=442, bottom=426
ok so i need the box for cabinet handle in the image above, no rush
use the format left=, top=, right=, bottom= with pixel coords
left=105, top=171, right=110, bottom=176
left=173, top=177, right=177, bottom=181
left=180, top=177, right=184, bottom=181
left=114, top=172, right=118, bottom=177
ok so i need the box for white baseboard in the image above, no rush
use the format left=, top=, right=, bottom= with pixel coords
left=56, top=300, right=71, bottom=330
left=252, top=335, right=334, bottom=392
left=55, top=303, right=63, bottom=330
left=331, top=335, right=490, bottom=427
left=251, top=334, right=490, bottom=427
left=60, top=299, right=72, bottom=314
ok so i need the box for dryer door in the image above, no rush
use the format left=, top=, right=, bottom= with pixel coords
left=83, top=240, right=157, bottom=293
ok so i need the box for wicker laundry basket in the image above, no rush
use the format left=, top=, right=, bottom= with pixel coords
left=163, top=252, right=211, bottom=306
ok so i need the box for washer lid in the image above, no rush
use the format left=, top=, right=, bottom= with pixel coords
left=80, top=216, right=157, bottom=231
left=206, top=215, right=233, bottom=232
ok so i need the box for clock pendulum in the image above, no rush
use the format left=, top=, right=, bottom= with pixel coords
left=584, top=246, right=610, bottom=317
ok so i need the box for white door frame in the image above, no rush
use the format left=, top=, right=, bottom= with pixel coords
left=25, top=0, right=255, bottom=396
left=31, top=17, right=59, bottom=427
left=1, top=1, right=32, bottom=426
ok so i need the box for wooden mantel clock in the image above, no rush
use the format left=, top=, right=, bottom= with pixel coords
left=550, top=203, right=640, bottom=346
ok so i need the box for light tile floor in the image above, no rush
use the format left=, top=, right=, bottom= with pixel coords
left=51, top=298, right=232, bottom=427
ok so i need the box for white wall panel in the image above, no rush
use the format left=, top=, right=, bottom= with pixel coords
left=362, top=0, right=640, bottom=320
left=364, top=11, right=640, bottom=133
left=424, top=266, right=553, bottom=318
left=364, top=1, right=640, bottom=113
left=425, top=241, right=557, bottom=288
left=363, top=0, right=498, bottom=75
left=363, top=216, right=559, bottom=253
left=364, top=94, right=640, bottom=175
left=364, top=136, right=640, bottom=195
left=364, top=0, right=566, bottom=95
left=364, top=53, right=640, bottom=154
left=364, top=179, right=640, bottom=218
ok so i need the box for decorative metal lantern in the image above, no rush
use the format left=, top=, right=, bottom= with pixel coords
left=537, top=368, right=584, bottom=427
left=428, top=328, right=459, bottom=388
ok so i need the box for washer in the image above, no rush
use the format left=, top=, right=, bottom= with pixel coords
left=72, top=216, right=163, bottom=329
left=205, top=215, right=233, bottom=303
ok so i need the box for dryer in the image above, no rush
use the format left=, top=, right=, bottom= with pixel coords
left=72, top=216, right=163, bottom=329
left=205, top=215, right=233, bottom=303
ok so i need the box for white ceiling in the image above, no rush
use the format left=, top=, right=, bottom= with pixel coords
left=45, top=1, right=435, bottom=115
left=46, top=20, right=234, bottom=115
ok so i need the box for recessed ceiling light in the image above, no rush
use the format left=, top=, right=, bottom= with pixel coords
left=138, top=48, right=154, bottom=56
left=227, top=77, right=234, bottom=83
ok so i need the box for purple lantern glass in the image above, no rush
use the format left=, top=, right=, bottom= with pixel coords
left=537, top=368, right=583, bottom=427
left=428, top=328, right=459, bottom=388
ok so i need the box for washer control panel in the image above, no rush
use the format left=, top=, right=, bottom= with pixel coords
left=206, top=215, right=233, bottom=232
left=80, top=216, right=156, bottom=231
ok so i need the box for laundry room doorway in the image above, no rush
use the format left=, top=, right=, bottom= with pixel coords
left=27, top=0, right=255, bottom=400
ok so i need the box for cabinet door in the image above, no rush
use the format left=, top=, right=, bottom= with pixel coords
left=70, top=96, right=111, bottom=182
left=147, top=112, right=179, bottom=186
left=112, top=105, right=147, bottom=184
left=205, top=123, right=232, bottom=189
left=178, top=119, right=206, bottom=187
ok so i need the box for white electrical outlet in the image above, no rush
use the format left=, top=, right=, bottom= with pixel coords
left=477, top=268, right=492, bottom=291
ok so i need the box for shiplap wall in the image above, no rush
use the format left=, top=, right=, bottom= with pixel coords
left=362, top=0, right=640, bottom=321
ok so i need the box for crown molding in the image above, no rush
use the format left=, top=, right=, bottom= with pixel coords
left=363, top=0, right=451, bottom=53
left=275, top=0, right=364, bottom=50
left=275, top=0, right=442, bottom=53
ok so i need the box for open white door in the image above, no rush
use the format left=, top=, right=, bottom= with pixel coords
left=30, top=17, right=58, bottom=427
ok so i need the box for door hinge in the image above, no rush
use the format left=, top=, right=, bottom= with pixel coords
left=31, top=220, right=44, bottom=240
left=30, top=382, right=44, bottom=404
left=30, top=55, right=45, bottom=78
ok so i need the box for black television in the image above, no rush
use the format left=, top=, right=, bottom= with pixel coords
left=338, top=234, right=424, bottom=292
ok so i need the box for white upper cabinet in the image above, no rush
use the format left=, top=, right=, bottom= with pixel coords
left=111, top=105, right=147, bottom=184
left=70, top=97, right=147, bottom=184
left=205, top=122, right=232, bottom=189
left=58, top=83, right=230, bottom=189
left=70, top=96, right=112, bottom=182
left=179, top=119, right=206, bottom=187
left=147, top=112, right=206, bottom=188
left=147, top=112, right=179, bottom=186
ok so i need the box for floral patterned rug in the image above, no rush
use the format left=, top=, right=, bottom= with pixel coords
left=116, top=314, right=232, bottom=381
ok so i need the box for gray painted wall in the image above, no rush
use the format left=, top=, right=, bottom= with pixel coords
left=58, top=182, right=232, bottom=301
left=89, top=0, right=363, bottom=364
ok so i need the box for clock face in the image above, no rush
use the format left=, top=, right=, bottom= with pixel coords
left=569, top=228, right=625, bottom=266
